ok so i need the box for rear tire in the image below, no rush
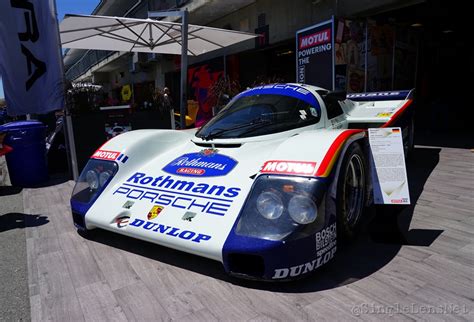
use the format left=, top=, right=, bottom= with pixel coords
left=336, top=142, right=367, bottom=241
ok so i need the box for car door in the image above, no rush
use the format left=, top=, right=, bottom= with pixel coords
left=325, top=98, right=348, bottom=129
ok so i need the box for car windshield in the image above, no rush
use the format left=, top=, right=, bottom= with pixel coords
left=196, top=94, right=320, bottom=140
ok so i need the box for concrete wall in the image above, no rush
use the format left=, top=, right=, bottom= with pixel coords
left=159, top=0, right=334, bottom=70
left=87, top=0, right=421, bottom=88
left=336, top=0, right=425, bottom=16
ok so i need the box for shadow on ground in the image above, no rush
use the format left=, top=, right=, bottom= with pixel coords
left=0, top=213, right=49, bottom=233
left=0, top=186, right=23, bottom=197
left=80, top=147, right=444, bottom=292
left=0, top=172, right=70, bottom=191
left=415, top=130, right=474, bottom=149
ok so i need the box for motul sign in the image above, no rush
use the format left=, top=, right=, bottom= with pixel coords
left=261, top=160, right=317, bottom=176
left=299, top=29, right=331, bottom=49
left=92, top=150, right=120, bottom=161
left=296, top=18, right=334, bottom=90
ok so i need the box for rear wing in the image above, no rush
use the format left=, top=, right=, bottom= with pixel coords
left=346, top=90, right=414, bottom=102
left=344, top=89, right=414, bottom=128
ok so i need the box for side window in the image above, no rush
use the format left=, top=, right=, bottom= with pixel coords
left=324, top=98, right=344, bottom=119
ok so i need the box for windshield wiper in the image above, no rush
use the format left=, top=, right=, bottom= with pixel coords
left=201, top=117, right=272, bottom=141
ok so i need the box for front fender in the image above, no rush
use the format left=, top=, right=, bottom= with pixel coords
left=90, top=129, right=195, bottom=181
left=261, top=129, right=365, bottom=179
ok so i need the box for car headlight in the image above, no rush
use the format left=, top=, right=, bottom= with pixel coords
left=86, top=170, right=99, bottom=190
left=288, top=195, right=317, bottom=224
left=71, top=159, right=118, bottom=215
left=236, top=175, right=327, bottom=241
left=256, top=191, right=284, bottom=219
left=99, top=171, right=112, bottom=187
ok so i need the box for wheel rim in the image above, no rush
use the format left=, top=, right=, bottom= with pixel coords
left=343, top=154, right=365, bottom=226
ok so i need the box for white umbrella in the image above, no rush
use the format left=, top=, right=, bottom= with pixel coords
left=59, top=12, right=257, bottom=180
left=60, top=14, right=257, bottom=56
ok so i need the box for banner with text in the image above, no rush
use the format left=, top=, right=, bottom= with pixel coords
left=0, top=0, right=64, bottom=116
left=296, top=18, right=334, bottom=90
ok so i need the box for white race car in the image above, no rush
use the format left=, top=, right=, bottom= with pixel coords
left=71, top=83, right=414, bottom=281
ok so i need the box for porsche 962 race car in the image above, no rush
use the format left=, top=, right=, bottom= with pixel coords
left=71, top=83, right=414, bottom=281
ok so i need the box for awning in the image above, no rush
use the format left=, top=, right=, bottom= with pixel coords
left=60, top=14, right=257, bottom=56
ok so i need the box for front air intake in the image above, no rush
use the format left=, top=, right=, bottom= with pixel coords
left=194, top=142, right=242, bottom=148
left=227, top=253, right=265, bottom=278
left=72, top=211, right=86, bottom=230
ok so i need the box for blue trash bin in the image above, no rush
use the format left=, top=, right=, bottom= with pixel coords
left=0, top=120, right=48, bottom=187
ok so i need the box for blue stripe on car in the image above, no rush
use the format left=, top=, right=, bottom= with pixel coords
left=232, top=84, right=321, bottom=115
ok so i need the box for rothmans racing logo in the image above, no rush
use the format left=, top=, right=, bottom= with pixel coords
left=162, top=151, right=238, bottom=177
left=113, top=172, right=241, bottom=216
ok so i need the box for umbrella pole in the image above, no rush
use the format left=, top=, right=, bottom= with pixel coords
left=64, top=111, right=79, bottom=180
left=147, top=9, right=189, bottom=130
left=180, top=9, right=188, bottom=130
left=54, top=0, right=79, bottom=180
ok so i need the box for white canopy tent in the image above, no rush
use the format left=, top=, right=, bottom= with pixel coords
left=59, top=11, right=257, bottom=179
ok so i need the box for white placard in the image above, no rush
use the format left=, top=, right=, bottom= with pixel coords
left=369, top=127, right=410, bottom=205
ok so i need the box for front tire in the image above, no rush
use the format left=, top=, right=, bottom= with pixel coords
left=336, top=142, right=367, bottom=241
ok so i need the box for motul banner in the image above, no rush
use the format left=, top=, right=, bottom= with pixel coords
left=296, top=18, right=334, bottom=90
left=0, top=0, right=64, bottom=116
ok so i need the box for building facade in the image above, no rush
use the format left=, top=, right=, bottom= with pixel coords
left=64, top=0, right=473, bottom=134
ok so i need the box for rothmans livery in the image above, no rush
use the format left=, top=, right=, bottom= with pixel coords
left=71, top=83, right=414, bottom=280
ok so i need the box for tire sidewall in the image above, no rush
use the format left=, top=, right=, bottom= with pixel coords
left=336, top=142, right=367, bottom=241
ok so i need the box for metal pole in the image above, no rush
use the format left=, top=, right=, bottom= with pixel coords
left=147, top=9, right=189, bottom=130
left=65, top=113, right=79, bottom=180
left=180, top=9, right=188, bottom=130
left=364, top=19, right=368, bottom=92
left=331, top=16, right=335, bottom=91
left=223, top=54, right=227, bottom=77
left=53, top=0, right=79, bottom=180
left=391, top=27, right=396, bottom=90
left=414, top=31, right=420, bottom=90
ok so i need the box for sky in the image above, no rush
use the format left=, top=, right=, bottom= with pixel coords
left=0, top=0, right=99, bottom=99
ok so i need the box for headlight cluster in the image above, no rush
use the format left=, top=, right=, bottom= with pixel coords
left=236, top=175, right=327, bottom=241
left=256, top=191, right=284, bottom=220
left=71, top=159, right=118, bottom=206
left=288, top=195, right=317, bottom=224
left=86, top=169, right=113, bottom=191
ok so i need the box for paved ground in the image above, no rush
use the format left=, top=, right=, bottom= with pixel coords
left=1, top=144, right=473, bottom=321
left=0, top=187, right=30, bottom=321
